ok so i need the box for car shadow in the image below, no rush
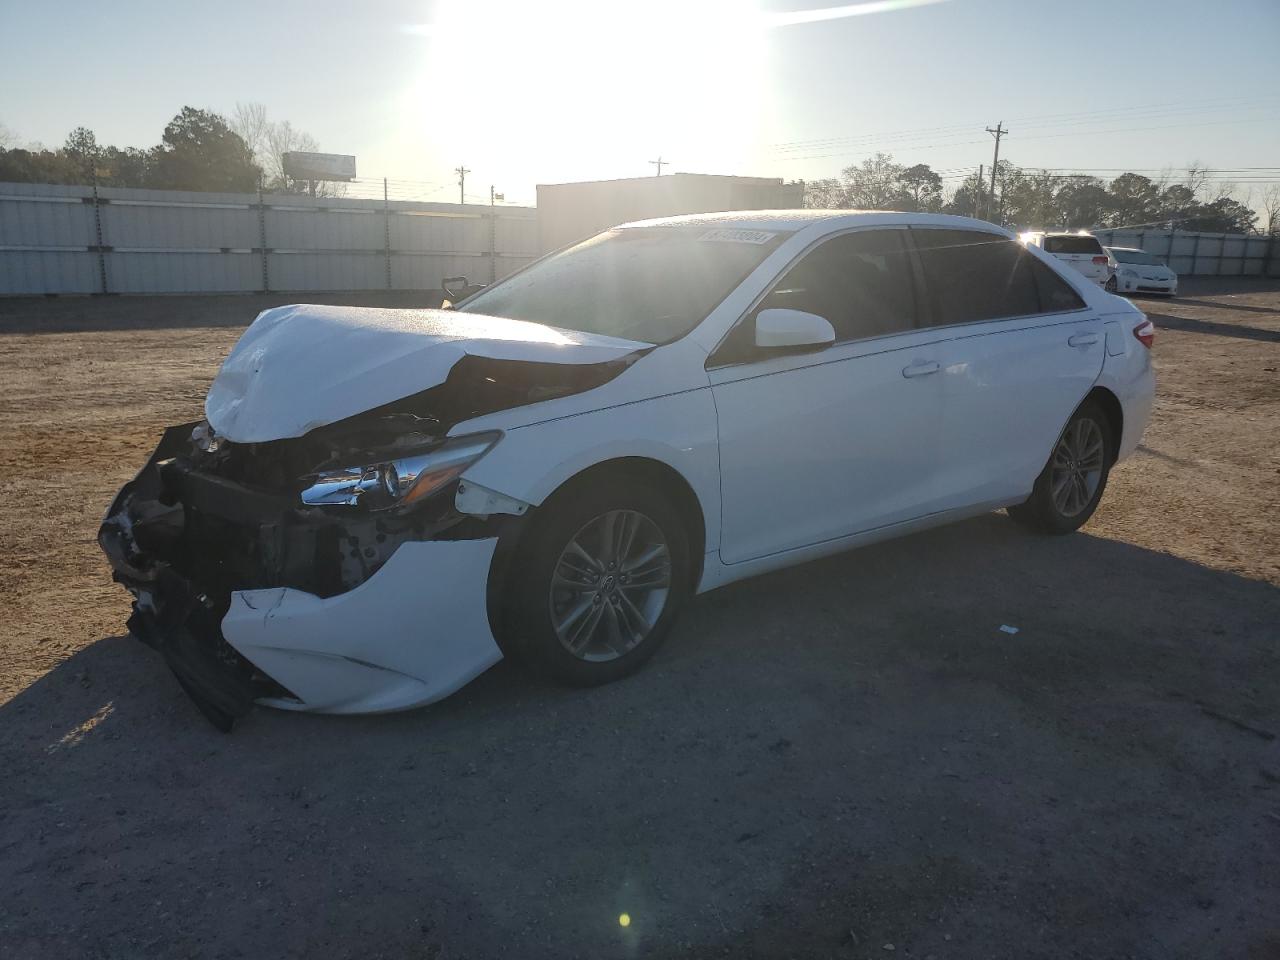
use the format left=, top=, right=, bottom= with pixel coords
left=1135, top=443, right=1202, bottom=469
left=2, top=514, right=1278, bottom=959
left=1167, top=296, right=1280, bottom=316
left=1147, top=311, right=1280, bottom=343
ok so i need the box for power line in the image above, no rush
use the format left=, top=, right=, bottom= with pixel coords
left=766, top=94, right=1280, bottom=154
left=772, top=110, right=1277, bottom=164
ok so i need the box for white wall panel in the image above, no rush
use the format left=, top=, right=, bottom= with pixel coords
left=2, top=181, right=538, bottom=295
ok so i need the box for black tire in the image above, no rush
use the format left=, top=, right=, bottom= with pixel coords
left=500, top=476, right=692, bottom=686
left=1008, top=399, right=1114, bottom=535
left=1104, top=275, right=1118, bottom=293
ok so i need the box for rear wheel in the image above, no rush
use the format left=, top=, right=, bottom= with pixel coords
left=1008, top=400, right=1113, bottom=535
left=502, top=478, right=691, bottom=686
left=1104, top=275, right=1118, bottom=293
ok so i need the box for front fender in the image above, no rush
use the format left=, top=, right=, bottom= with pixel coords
left=458, top=388, right=723, bottom=552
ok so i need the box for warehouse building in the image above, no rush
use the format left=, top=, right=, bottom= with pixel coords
left=535, top=173, right=805, bottom=253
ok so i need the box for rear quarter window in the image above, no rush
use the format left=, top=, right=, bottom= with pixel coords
left=1026, top=256, right=1087, bottom=312
left=1043, top=235, right=1104, bottom=255
left=912, top=229, right=1085, bottom=325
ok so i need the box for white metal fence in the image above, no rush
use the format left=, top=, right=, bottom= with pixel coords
left=5, top=181, right=1277, bottom=295
left=0, top=181, right=539, bottom=296
left=1092, top=227, right=1278, bottom=278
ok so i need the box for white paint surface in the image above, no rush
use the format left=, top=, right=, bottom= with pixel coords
left=205, top=303, right=649, bottom=443
left=222, top=538, right=502, bottom=714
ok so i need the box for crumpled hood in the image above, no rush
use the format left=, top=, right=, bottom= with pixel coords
left=205, top=304, right=649, bottom=443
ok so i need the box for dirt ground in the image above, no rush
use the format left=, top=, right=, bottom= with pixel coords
left=1, top=282, right=1278, bottom=959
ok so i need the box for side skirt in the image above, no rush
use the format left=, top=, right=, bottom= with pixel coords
left=695, top=498, right=1020, bottom=594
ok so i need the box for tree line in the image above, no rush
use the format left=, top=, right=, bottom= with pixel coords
left=804, top=152, right=1276, bottom=235
left=0, top=104, right=335, bottom=195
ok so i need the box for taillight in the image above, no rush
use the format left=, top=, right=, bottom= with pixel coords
left=1133, top=319, right=1155, bottom=348
left=1092, top=255, right=1108, bottom=265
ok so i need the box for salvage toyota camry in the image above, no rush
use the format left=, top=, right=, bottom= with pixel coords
left=100, top=211, right=1156, bottom=728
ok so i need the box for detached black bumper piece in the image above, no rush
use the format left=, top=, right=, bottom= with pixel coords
left=125, top=568, right=254, bottom=732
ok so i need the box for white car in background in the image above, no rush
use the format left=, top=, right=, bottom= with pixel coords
left=1020, top=231, right=1111, bottom=287
left=1105, top=246, right=1178, bottom=296
left=100, top=211, right=1156, bottom=729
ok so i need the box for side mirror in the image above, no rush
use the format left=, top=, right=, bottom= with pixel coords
left=755, top=308, right=835, bottom=351
left=442, top=276, right=471, bottom=301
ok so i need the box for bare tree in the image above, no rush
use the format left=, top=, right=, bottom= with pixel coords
left=264, top=119, right=321, bottom=187
left=230, top=102, right=270, bottom=162
left=0, top=121, right=16, bottom=149
left=803, top=178, right=848, bottom=208
left=841, top=153, right=909, bottom=209
left=229, top=104, right=344, bottom=195
left=1261, top=184, right=1280, bottom=236
left=1183, top=161, right=1210, bottom=200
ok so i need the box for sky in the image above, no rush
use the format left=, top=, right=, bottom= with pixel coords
left=2, top=0, right=1278, bottom=206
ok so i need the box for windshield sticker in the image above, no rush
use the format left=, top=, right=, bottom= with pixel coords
left=696, top=228, right=777, bottom=244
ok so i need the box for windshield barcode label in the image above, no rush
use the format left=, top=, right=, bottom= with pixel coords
left=697, top=228, right=777, bottom=244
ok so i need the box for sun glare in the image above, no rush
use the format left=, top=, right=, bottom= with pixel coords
left=397, top=0, right=771, bottom=190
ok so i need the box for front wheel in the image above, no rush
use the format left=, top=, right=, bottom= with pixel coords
left=501, top=478, right=691, bottom=686
left=1008, top=400, right=1113, bottom=535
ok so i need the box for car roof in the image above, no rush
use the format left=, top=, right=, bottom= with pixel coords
left=616, top=209, right=1013, bottom=237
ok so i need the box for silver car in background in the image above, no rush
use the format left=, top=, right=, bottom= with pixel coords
left=1104, top=246, right=1178, bottom=296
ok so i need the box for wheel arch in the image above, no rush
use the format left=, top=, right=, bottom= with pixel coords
left=1084, top=385, right=1124, bottom=460
left=531, top=457, right=706, bottom=585
left=485, top=456, right=709, bottom=642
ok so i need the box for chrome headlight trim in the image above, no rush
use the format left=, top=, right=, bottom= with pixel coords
left=300, top=432, right=501, bottom=509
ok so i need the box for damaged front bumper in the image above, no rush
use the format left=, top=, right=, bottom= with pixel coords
left=100, top=423, right=514, bottom=729
left=223, top=538, right=500, bottom=715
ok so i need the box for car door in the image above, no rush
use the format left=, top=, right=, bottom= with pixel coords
left=708, top=228, right=950, bottom=565
left=909, top=228, right=1107, bottom=509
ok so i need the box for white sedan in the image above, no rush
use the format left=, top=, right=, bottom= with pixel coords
left=1105, top=246, right=1178, bottom=296
left=100, top=211, right=1156, bottom=728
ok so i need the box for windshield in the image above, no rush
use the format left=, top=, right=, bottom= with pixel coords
left=1108, top=248, right=1161, bottom=265
left=1043, top=235, right=1104, bottom=255
left=459, top=226, right=787, bottom=344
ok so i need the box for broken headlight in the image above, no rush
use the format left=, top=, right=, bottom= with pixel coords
left=300, top=432, right=500, bottom=510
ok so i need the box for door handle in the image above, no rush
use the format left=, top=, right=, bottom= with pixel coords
left=902, top=360, right=940, bottom=378
left=1068, top=333, right=1100, bottom=347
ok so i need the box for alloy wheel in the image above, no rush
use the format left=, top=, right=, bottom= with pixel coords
left=549, top=509, right=672, bottom=662
left=1050, top=417, right=1106, bottom=518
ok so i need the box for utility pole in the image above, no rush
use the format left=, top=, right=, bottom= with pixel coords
left=455, top=165, right=470, bottom=204
left=985, top=122, right=1007, bottom=222
left=649, top=156, right=668, bottom=176
left=489, top=185, right=504, bottom=284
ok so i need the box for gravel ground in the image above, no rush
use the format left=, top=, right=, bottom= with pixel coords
left=1, top=281, right=1278, bottom=959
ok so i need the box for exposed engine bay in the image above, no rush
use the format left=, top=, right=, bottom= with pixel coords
left=100, top=345, right=639, bottom=730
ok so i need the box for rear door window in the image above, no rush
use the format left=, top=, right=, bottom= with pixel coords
left=911, top=229, right=1042, bottom=326
left=1043, top=235, right=1105, bottom=255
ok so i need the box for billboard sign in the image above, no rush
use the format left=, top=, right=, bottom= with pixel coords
left=282, top=152, right=357, bottom=182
